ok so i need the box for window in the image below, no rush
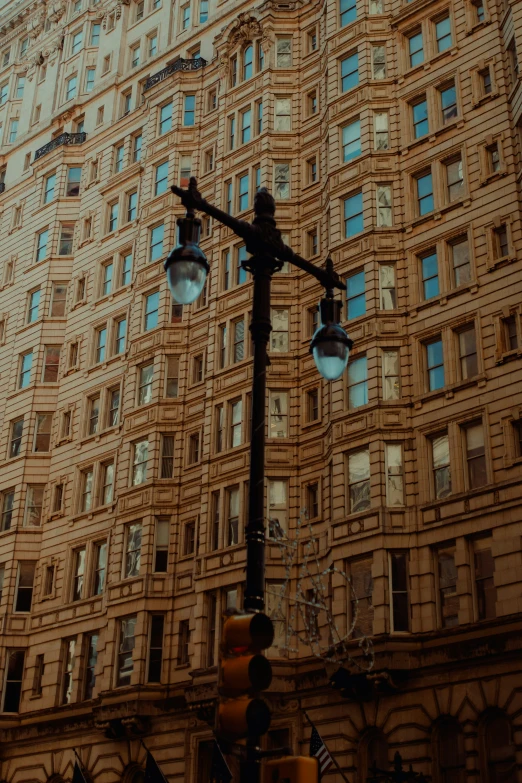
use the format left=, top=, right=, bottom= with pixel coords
left=80, top=467, right=93, bottom=511
left=426, top=338, right=444, bottom=390
left=204, top=148, right=214, bottom=172
left=269, top=392, right=288, bottom=438
left=421, top=249, right=439, bottom=299
left=493, top=224, right=509, bottom=259
left=199, top=0, right=208, bottom=22
left=112, top=317, right=125, bottom=355
left=117, top=616, right=137, bottom=686
left=90, top=22, right=100, bottom=45
left=10, top=418, right=24, bottom=458
left=148, top=615, right=164, bottom=682
left=276, top=37, right=292, bottom=67
left=154, top=519, right=169, bottom=571
left=150, top=225, right=164, bottom=262
left=376, top=185, right=392, bottom=226
left=72, top=30, right=83, bottom=54
left=181, top=2, right=190, bottom=28
left=178, top=619, right=190, bottom=664
left=66, top=166, right=82, bottom=197
left=15, top=562, right=35, bottom=612
left=412, top=98, right=428, bottom=138
left=53, top=483, right=64, bottom=513
left=486, top=142, right=500, bottom=173
left=144, top=292, right=159, bottom=331
left=131, top=43, right=140, bottom=68
left=436, top=16, right=452, bottom=52
left=33, top=653, right=45, bottom=696
left=192, top=354, right=204, bottom=383
left=451, top=236, right=471, bottom=285
left=215, top=405, right=224, bottom=452
left=132, top=440, right=148, bottom=485
left=480, top=67, right=492, bottom=95
left=342, top=119, right=361, bottom=162
left=188, top=432, right=200, bottom=464
left=101, top=461, right=114, bottom=504
left=379, top=264, right=396, bottom=309
left=161, top=434, right=174, bottom=478
left=1, top=490, right=14, bottom=531
left=2, top=651, right=25, bottom=712
left=416, top=171, right=434, bottom=215
left=374, top=112, right=389, bottom=150
left=307, top=90, right=317, bottom=115
left=23, top=485, right=43, bottom=527
left=436, top=546, right=458, bottom=628
left=348, top=449, right=370, bottom=513
left=19, top=351, right=32, bottom=389
left=183, top=94, right=195, bottom=126
left=238, top=173, right=249, bottom=211
left=20, top=37, right=29, bottom=56
left=307, top=388, right=319, bottom=421
left=101, top=262, right=113, bottom=297
left=66, top=75, right=77, bottom=100
left=154, top=161, right=168, bottom=196
left=346, top=270, right=365, bottom=319
left=431, top=433, right=451, bottom=498
left=348, top=356, right=368, bottom=408
left=268, top=480, right=288, bottom=538
left=183, top=522, right=195, bottom=556
left=274, top=163, right=290, bottom=199
left=108, top=387, right=120, bottom=427
left=231, top=318, right=244, bottom=362
left=340, top=0, right=356, bottom=26
left=124, top=522, right=142, bottom=578
left=133, top=134, right=142, bottom=164
left=440, top=83, right=457, bottom=123
left=44, top=173, right=56, bottom=204
left=458, top=325, right=478, bottom=379
left=9, top=119, right=18, bottom=143
left=95, top=326, right=107, bottom=364
left=36, top=229, right=49, bottom=262
left=93, top=541, right=107, bottom=594
left=164, top=356, right=179, bottom=398
left=341, top=52, right=358, bottom=91
left=34, top=414, right=51, bottom=452
left=473, top=538, right=495, bottom=619
left=72, top=548, right=86, bottom=601
left=159, top=102, right=172, bottom=134
left=121, top=252, right=133, bottom=285
left=344, top=191, right=363, bottom=237
left=88, top=395, right=100, bottom=435
left=271, top=309, right=289, bottom=352
left=307, top=28, right=318, bottom=52
left=27, top=290, right=40, bottom=323
left=83, top=634, right=98, bottom=700
left=97, top=105, right=105, bottom=124
left=464, top=421, right=487, bottom=488
left=227, top=399, right=242, bottom=447
left=389, top=552, right=409, bottom=631
left=408, top=31, right=424, bottom=66
left=50, top=282, right=67, bottom=317
left=385, top=443, right=404, bottom=506
left=236, top=246, right=248, bottom=285
left=446, top=157, right=464, bottom=202
left=308, top=228, right=318, bottom=256
left=372, top=45, right=386, bottom=78
left=350, top=557, right=374, bottom=637
left=274, top=98, right=291, bottom=132
left=226, top=487, right=239, bottom=546
left=503, top=315, right=518, bottom=352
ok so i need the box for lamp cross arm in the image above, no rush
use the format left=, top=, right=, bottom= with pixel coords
left=171, top=182, right=252, bottom=239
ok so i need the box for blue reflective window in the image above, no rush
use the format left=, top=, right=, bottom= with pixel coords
left=412, top=100, right=428, bottom=137
left=344, top=191, right=363, bottom=237
left=346, top=270, right=366, bottom=319
left=409, top=32, right=424, bottom=66
left=427, top=339, right=444, bottom=390
left=340, top=0, right=357, bottom=27
left=417, top=172, right=434, bottom=215
left=348, top=355, right=368, bottom=407
left=436, top=17, right=452, bottom=52
left=342, top=119, right=361, bottom=161
left=341, top=53, right=359, bottom=92
left=421, top=251, right=439, bottom=299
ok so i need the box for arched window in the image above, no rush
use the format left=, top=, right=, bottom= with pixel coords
left=358, top=730, right=388, bottom=783
left=484, top=713, right=516, bottom=783
left=243, top=44, right=253, bottom=80
left=435, top=718, right=465, bottom=783
left=121, top=764, right=144, bottom=783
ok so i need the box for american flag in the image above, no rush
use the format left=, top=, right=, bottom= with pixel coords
left=309, top=722, right=334, bottom=777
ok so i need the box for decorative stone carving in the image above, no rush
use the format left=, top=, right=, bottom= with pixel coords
left=47, top=0, right=66, bottom=24
left=26, top=51, right=44, bottom=82
left=42, top=33, right=64, bottom=65
left=227, top=12, right=263, bottom=46
left=27, top=9, right=46, bottom=40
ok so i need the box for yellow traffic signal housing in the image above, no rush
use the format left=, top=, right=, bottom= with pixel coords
left=263, top=756, right=319, bottom=783
left=217, top=612, right=274, bottom=740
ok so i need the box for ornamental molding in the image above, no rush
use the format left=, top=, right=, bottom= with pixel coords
left=100, top=0, right=130, bottom=28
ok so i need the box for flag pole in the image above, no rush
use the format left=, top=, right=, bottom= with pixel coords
left=304, top=712, right=351, bottom=783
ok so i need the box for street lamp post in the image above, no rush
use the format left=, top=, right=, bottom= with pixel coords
left=166, top=178, right=352, bottom=782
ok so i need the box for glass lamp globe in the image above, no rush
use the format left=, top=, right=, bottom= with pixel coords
left=310, top=298, right=353, bottom=381
left=164, top=214, right=209, bottom=305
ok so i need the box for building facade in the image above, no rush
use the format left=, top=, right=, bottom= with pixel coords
left=0, top=0, right=521, bottom=778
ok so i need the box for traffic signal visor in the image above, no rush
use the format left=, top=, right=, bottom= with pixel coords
left=217, top=613, right=274, bottom=740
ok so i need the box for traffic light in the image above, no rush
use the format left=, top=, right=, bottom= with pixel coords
left=217, top=612, right=274, bottom=741
left=263, top=756, right=319, bottom=783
